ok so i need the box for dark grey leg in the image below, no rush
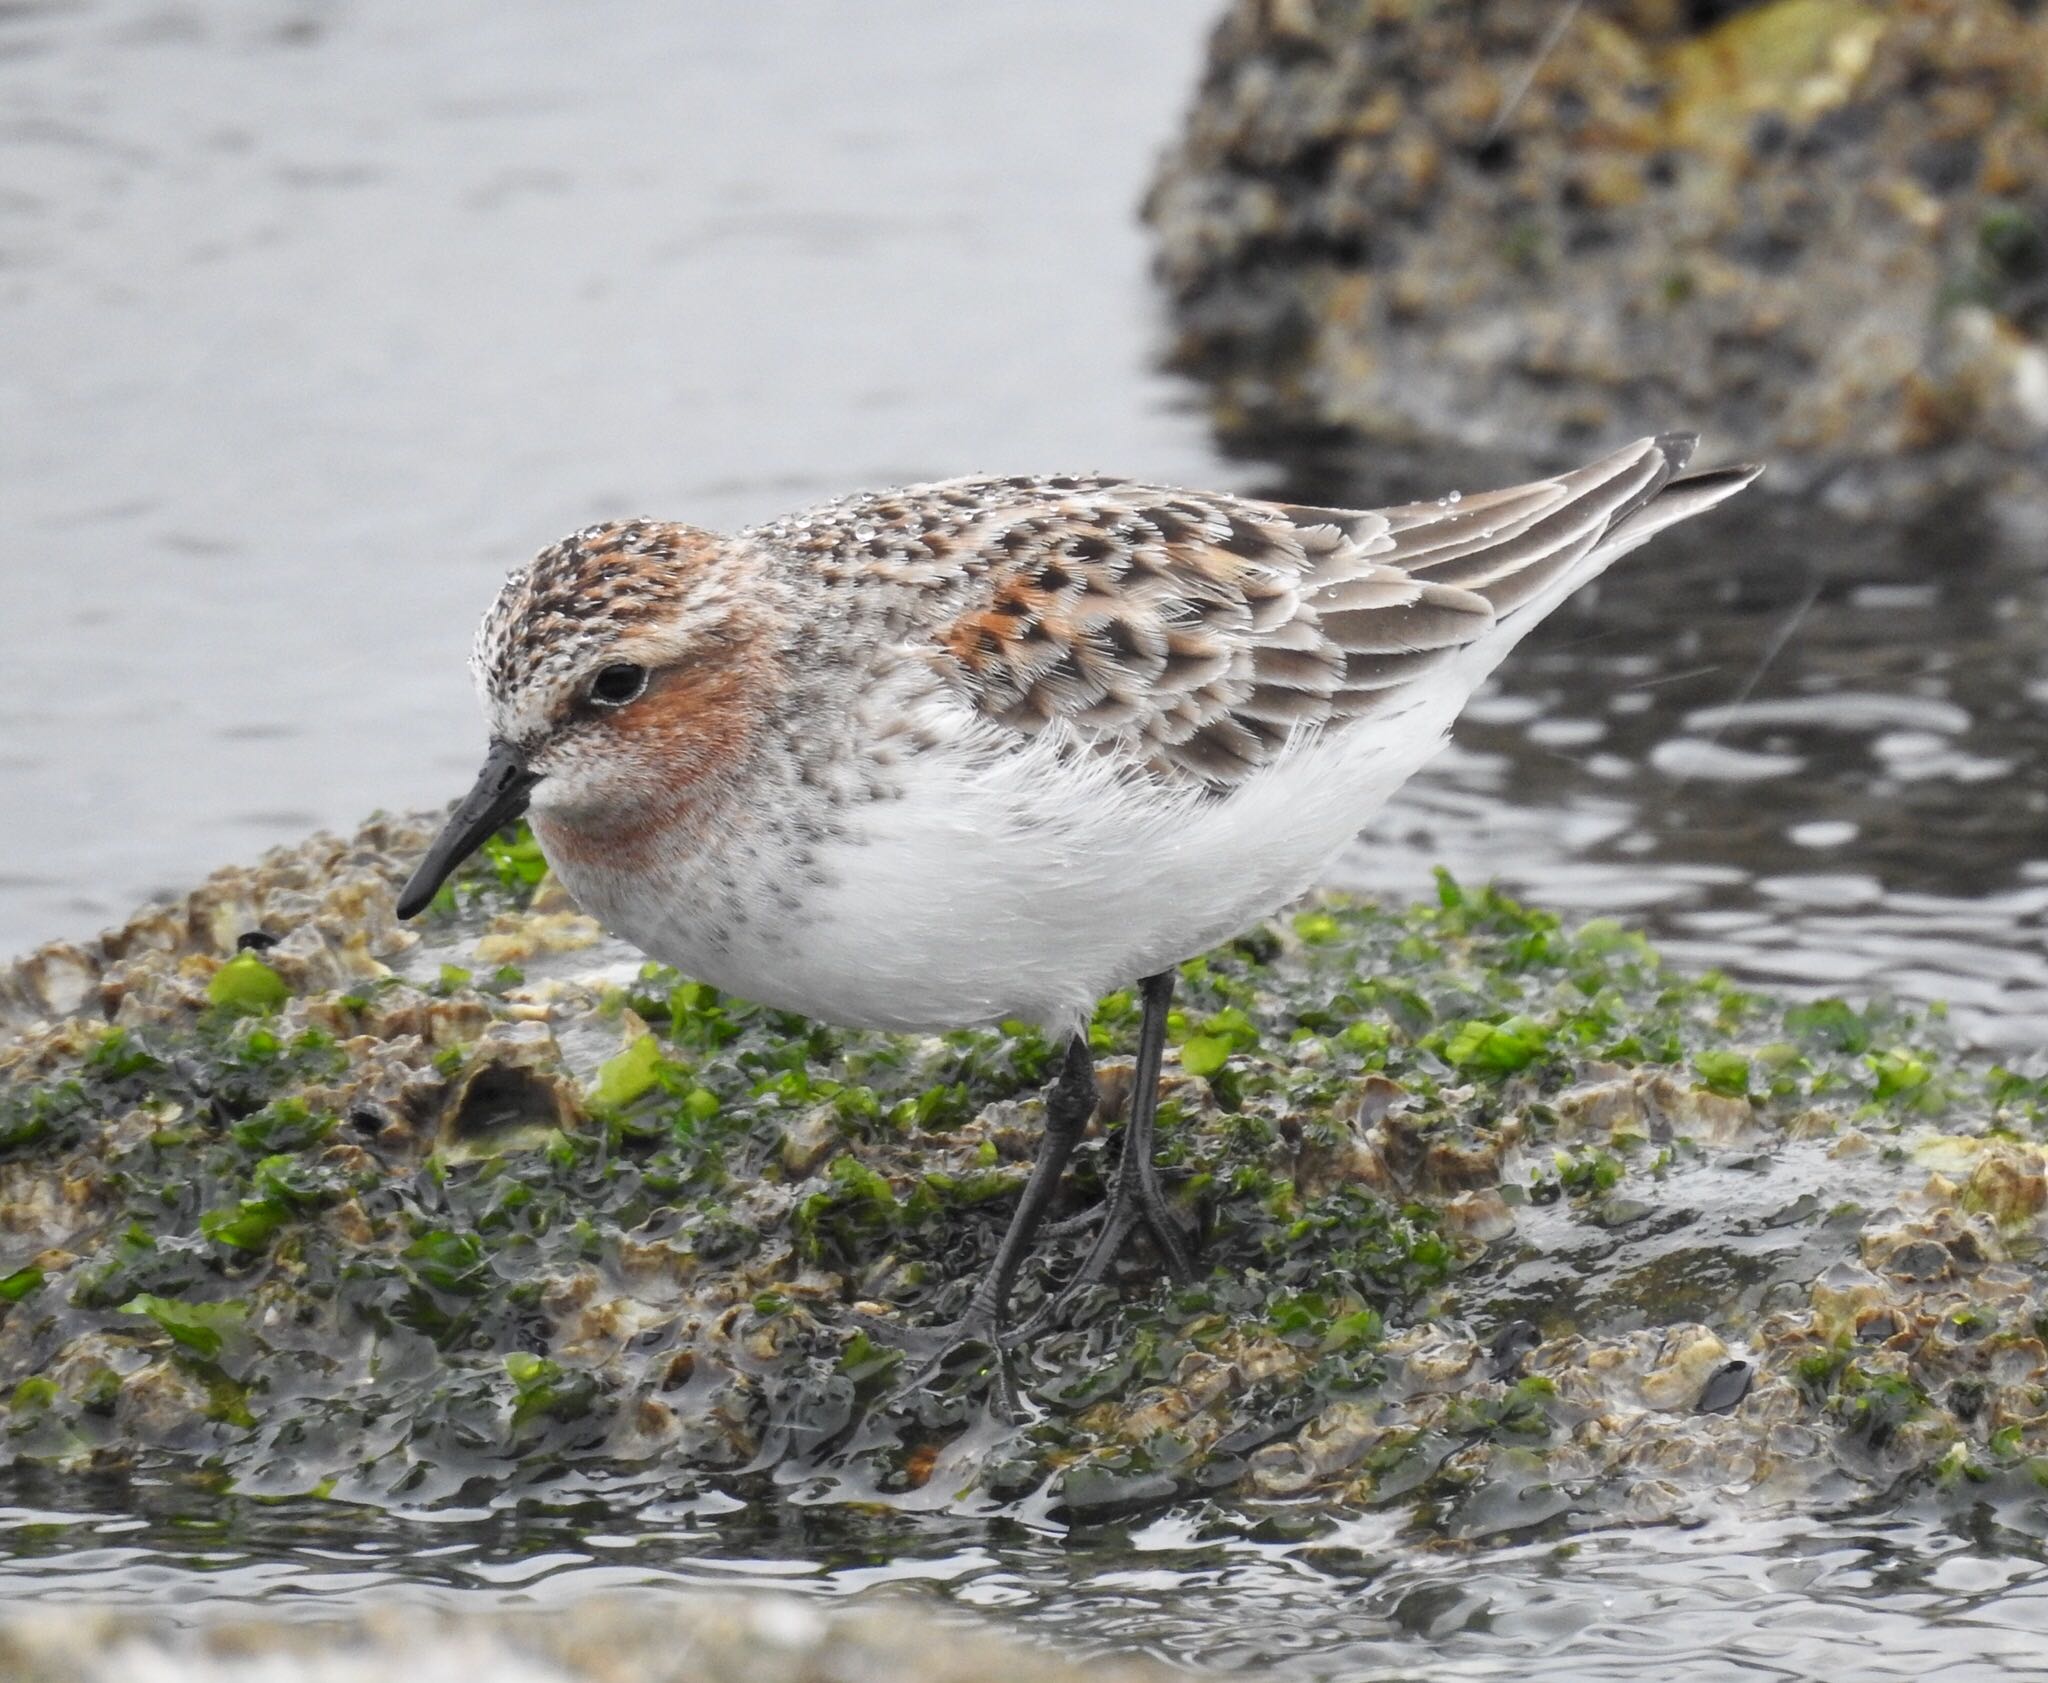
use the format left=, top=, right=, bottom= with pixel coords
left=1020, top=969, right=1197, bottom=1335
left=953, top=1031, right=1097, bottom=1331
left=851, top=1033, right=1096, bottom=1407
left=1122, top=969, right=1199, bottom=1282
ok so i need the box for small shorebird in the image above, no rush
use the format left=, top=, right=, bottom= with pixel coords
left=397, top=435, right=1757, bottom=1365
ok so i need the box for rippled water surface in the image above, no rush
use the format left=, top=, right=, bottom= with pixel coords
left=8, top=2, right=2048, bottom=1677
left=6, top=1483, right=2048, bottom=1680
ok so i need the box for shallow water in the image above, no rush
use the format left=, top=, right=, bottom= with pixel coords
left=8, top=2, right=2048, bottom=1678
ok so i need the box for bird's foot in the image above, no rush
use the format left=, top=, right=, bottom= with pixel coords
left=1039, top=1203, right=1110, bottom=1241
left=844, top=1300, right=1038, bottom=1422
left=1013, top=1176, right=1199, bottom=1341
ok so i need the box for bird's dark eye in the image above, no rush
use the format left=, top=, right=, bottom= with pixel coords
left=589, top=662, right=648, bottom=707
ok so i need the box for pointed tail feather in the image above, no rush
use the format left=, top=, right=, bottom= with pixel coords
left=1598, top=459, right=1765, bottom=559
left=1431, top=436, right=1761, bottom=688
left=1277, top=434, right=1762, bottom=719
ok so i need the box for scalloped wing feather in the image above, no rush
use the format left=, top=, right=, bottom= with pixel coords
left=769, top=436, right=1748, bottom=794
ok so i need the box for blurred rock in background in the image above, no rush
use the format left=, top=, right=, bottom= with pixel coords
left=0, top=1596, right=1194, bottom=1683
left=1147, top=0, right=2048, bottom=525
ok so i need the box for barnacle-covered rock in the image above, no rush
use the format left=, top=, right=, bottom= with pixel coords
left=3, top=819, right=2048, bottom=1539
left=0, top=1595, right=1196, bottom=1683
left=0, top=945, right=98, bottom=1025
left=1147, top=0, right=2048, bottom=525
left=436, top=1020, right=587, bottom=1157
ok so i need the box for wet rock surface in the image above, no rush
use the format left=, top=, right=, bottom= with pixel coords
left=1147, top=0, right=2048, bottom=523
left=3, top=816, right=2048, bottom=1538
left=0, top=1593, right=1194, bottom=1683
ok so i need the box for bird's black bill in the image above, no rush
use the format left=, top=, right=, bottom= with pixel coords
left=395, top=740, right=540, bottom=919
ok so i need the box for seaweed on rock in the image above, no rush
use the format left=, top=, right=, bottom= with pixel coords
left=1, top=814, right=2047, bottom=1534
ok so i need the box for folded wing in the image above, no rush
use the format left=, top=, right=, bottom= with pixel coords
left=902, top=435, right=1755, bottom=791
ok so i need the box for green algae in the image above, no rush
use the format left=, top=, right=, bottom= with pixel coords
left=120, top=1296, right=248, bottom=1362
left=0, top=1269, right=44, bottom=1304
left=481, top=826, right=549, bottom=897
left=589, top=1034, right=670, bottom=1113
left=1694, top=1050, right=1753, bottom=1099
left=208, top=954, right=290, bottom=1015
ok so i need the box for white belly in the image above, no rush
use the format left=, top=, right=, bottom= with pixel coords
left=556, top=691, right=1465, bottom=1038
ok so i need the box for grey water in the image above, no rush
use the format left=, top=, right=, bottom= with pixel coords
left=7, top=2, right=2048, bottom=1677
left=7, top=1480, right=2048, bottom=1680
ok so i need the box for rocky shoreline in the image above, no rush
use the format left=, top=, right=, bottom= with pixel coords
left=2, top=814, right=2047, bottom=1536
left=1146, top=0, right=2048, bottom=525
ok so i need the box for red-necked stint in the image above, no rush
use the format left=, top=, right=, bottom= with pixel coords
left=397, top=434, right=1759, bottom=1374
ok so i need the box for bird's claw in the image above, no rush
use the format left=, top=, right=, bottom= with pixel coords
left=1015, top=1200, right=1196, bottom=1348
